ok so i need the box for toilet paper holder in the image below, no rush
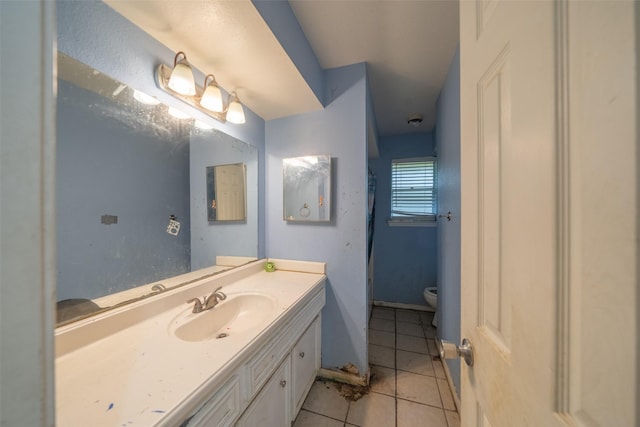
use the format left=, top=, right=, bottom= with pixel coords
left=437, top=338, right=474, bottom=367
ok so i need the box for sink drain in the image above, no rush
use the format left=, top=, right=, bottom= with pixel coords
left=216, top=333, right=229, bottom=339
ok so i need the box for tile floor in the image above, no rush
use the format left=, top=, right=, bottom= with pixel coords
left=293, top=307, right=460, bottom=427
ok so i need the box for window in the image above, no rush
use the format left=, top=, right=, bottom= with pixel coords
left=390, top=157, right=436, bottom=225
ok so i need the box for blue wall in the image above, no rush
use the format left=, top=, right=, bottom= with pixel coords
left=369, top=133, right=438, bottom=305
left=57, top=80, right=191, bottom=300
left=435, top=46, right=461, bottom=396
left=265, top=63, right=369, bottom=375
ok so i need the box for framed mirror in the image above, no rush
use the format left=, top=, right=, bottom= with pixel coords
left=283, top=155, right=332, bottom=222
left=56, top=52, right=258, bottom=325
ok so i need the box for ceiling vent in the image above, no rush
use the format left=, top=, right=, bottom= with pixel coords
left=407, top=114, right=423, bottom=127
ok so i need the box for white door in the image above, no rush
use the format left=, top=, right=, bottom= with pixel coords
left=215, top=164, right=246, bottom=221
left=459, top=1, right=637, bottom=426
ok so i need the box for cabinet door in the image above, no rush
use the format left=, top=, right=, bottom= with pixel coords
left=291, top=317, right=320, bottom=417
left=236, top=356, right=291, bottom=427
left=185, top=375, right=241, bottom=427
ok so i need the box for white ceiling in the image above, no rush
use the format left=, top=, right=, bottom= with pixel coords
left=106, top=0, right=459, bottom=137
left=290, top=0, right=459, bottom=136
left=105, top=0, right=323, bottom=120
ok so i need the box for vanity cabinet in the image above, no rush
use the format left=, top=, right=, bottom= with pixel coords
left=55, top=261, right=326, bottom=427
left=183, top=309, right=323, bottom=427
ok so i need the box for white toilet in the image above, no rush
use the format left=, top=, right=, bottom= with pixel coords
left=423, top=287, right=438, bottom=327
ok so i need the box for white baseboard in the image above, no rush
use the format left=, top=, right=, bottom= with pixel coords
left=317, top=367, right=370, bottom=387
left=373, top=300, right=435, bottom=313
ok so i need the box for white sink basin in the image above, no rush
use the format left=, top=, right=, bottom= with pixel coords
left=168, top=293, right=277, bottom=342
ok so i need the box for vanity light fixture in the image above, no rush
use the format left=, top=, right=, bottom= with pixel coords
left=155, top=50, right=247, bottom=125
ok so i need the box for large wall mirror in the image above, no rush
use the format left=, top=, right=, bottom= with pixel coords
left=56, top=53, right=258, bottom=325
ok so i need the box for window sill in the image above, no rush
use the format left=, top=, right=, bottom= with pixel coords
left=387, top=219, right=437, bottom=228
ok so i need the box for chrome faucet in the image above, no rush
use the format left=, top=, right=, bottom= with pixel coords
left=187, top=286, right=227, bottom=313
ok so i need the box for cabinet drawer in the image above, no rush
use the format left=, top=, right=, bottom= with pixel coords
left=186, top=375, right=241, bottom=427
left=291, top=316, right=320, bottom=414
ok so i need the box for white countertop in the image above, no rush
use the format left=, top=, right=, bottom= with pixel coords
left=55, top=260, right=326, bottom=426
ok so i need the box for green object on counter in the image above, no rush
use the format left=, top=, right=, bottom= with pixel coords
left=265, top=262, right=276, bottom=272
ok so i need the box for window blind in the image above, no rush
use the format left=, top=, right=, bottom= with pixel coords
left=391, top=158, right=436, bottom=219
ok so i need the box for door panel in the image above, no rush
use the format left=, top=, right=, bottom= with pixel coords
left=477, top=46, right=511, bottom=353
left=560, top=3, right=638, bottom=425
left=461, top=1, right=559, bottom=424
left=460, top=1, right=637, bottom=426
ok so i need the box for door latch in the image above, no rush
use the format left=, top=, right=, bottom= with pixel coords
left=438, top=338, right=474, bottom=367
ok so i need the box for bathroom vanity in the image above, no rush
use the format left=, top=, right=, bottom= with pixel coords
left=55, top=259, right=326, bottom=426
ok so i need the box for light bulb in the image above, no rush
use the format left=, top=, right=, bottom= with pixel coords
left=167, top=52, right=196, bottom=96
left=226, top=93, right=246, bottom=124
left=200, top=75, right=223, bottom=112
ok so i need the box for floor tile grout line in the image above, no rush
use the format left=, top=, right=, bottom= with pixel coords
left=371, top=314, right=395, bottom=320
left=395, top=367, right=439, bottom=379
left=395, top=347, right=434, bottom=357
left=371, top=343, right=396, bottom=349
left=394, top=309, right=398, bottom=427
left=395, top=395, right=448, bottom=411
left=369, top=327, right=396, bottom=333
left=435, top=369, right=447, bottom=411
left=299, top=408, right=348, bottom=424
left=344, top=400, right=351, bottom=425
left=396, top=331, right=429, bottom=339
